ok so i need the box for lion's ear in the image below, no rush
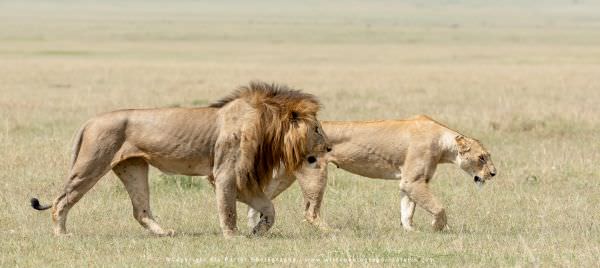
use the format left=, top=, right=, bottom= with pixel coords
left=455, top=135, right=470, bottom=154
left=290, top=111, right=300, bottom=123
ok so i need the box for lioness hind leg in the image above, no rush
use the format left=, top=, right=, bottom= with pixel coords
left=244, top=192, right=275, bottom=236
left=247, top=169, right=296, bottom=229
left=113, top=158, right=173, bottom=236
left=400, top=181, right=447, bottom=231
left=247, top=207, right=261, bottom=229
left=400, top=190, right=416, bottom=231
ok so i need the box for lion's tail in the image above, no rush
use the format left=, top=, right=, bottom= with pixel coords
left=31, top=125, right=86, bottom=212
left=30, top=198, right=52, bottom=210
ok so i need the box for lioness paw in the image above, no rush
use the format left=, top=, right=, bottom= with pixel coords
left=163, top=229, right=176, bottom=237
left=431, top=219, right=447, bottom=231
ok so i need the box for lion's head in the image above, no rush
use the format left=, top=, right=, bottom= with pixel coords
left=211, top=81, right=330, bottom=187
left=455, top=135, right=497, bottom=186
left=282, top=111, right=329, bottom=170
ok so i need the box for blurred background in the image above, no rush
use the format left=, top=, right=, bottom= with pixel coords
left=1, top=1, right=599, bottom=266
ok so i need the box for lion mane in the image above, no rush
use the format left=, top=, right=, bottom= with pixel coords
left=210, top=81, right=321, bottom=189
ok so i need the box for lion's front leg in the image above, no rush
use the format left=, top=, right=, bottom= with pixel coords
left=400, top=180, right=447, bottom=231
left=212, top=164, right=239, bottom=238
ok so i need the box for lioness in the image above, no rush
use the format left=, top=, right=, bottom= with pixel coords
left=248, top=115, right=497, bottom=231
left=31, top=81, right=330, bottom=238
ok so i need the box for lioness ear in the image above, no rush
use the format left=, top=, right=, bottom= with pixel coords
left=455, top=135, right=470, bottom=154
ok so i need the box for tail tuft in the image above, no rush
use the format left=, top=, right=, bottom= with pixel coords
left=31, top=198, right=52, bottom=210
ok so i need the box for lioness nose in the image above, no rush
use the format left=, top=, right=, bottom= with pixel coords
left=490, top=171, right=496, bottom=177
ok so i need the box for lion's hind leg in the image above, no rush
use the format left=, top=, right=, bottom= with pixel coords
left=113, top=158, right=173, bottom=236
left=52, top=158, right=111, bottom=235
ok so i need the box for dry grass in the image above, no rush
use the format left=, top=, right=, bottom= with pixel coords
left=1, top=1, right=600, bottom=266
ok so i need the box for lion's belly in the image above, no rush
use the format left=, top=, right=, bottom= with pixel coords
left=146, top=157, right=212, bottom=177
left=114, top=139, right=215, bottom=177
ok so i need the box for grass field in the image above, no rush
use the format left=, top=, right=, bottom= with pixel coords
left=1, top=1, right=600, bottom=266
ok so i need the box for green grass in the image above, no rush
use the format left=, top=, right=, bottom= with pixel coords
left=1, top=1, right=600, bottom=266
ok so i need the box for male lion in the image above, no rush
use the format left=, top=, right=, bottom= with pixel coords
left=248, top=115, right=497, bottom=231
left=31, top=81, right=330, bottom=238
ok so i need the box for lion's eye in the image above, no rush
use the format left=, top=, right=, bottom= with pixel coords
left=315, top=127, right=319, bottom=133
left=479, top=156, right=486, bottom=164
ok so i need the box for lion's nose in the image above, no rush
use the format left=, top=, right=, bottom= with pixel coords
left=490, top=171, right=496, bottom=177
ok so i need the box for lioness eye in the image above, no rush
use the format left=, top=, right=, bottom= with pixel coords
left=315, top=127, right=319, bottom=133
left=479, top=156, right=486, bottom=164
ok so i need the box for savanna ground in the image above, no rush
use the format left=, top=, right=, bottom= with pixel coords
left=1, top=1, right=599, bottom=266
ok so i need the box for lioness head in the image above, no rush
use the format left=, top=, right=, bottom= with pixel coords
left=455, top=135, right=497, bottom=186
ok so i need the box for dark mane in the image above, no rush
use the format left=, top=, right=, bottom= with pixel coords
left=209, top=81, right=319, bottom=109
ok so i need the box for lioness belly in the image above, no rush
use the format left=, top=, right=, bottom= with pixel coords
left=336, top=161, right=401, bottom=180
left=328, top=142, right=403, bottom=180
left=325, top=127, right=405, bottom=180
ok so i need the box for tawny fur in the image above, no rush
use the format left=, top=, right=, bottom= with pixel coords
left=248, top=115, right=497, bottom=231
left=31, top=81, right=329, bottom=238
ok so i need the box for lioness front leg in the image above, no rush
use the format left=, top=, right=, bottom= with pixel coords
left=296, top=161, right=330, bottom=229
left=400, top=180, right=447, bottom=231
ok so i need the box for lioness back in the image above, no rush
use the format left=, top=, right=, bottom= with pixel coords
left=320, top=117, right=455, bottom=179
